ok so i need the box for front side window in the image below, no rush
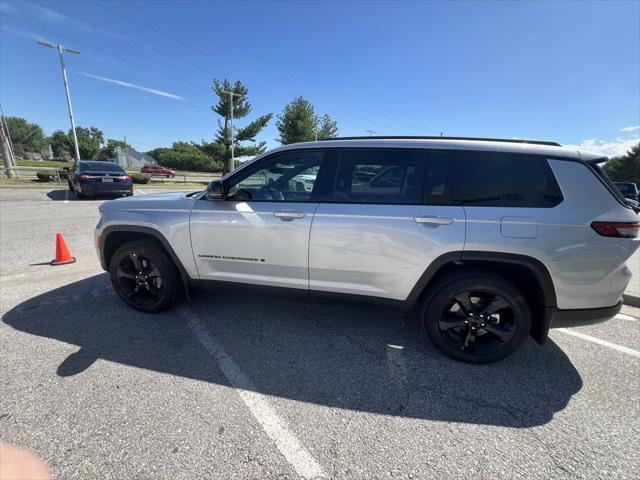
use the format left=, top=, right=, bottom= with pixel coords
left=226, top=150, right=324, bottom=202
left=453, top=151, right=563, bottom=207
left=331, top=149, right=426, bottom=204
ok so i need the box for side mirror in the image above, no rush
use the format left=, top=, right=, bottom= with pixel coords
left=206, top=179, right=225, bottom=200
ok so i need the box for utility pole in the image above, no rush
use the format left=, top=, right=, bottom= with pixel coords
left=37, top=40, right=81, bottom=161
left=0, top=116, right=16, bottom=178
left=124, top=136, right=131, bottom=168
left=365, top=129, right=376, bottom=136
left=0, top=103, right=17, bottom=169
left=221, top=89, right=243, bottom=174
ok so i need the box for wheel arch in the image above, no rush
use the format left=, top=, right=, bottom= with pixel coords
left=409, top=251, right=557, bottom=344
left=100, top=225, right=190, bottom=280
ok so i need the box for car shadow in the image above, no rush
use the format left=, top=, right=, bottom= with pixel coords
left=46, top=190, right=125, bottom=201
left=3, top=274, right=583, bottom=428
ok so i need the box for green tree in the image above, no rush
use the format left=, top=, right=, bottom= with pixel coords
left=316, top=113, right=338, bottom=140
left=73, top=126, right=104, bottom=159
left=49, top=130, right=71, bottom=158
left=149, top=142, right=223, bottom=172
left=99, top=139, right=128, bottom=160
left=5, top=116, right=47, bottom=153
left=276, top=97, right=339, bottom=144
left=276, top=96, right=317, bottom=144
left=603, top=142, right=640, bottom=185
left=211, top=79, right=272, bottom=173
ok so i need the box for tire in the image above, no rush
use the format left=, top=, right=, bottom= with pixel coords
left=420, top=272, right=531, bottom=363
left=75, top=190, right=84, bottom=200
left=109, top=239, right=181, bottom=313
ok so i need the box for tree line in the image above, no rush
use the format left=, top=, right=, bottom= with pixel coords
left=5, top=78, right=339, bottom=173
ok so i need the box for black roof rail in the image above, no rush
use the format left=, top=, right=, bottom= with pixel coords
left=319, top=136, right=562, bottom=147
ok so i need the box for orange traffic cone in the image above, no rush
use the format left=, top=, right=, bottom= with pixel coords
left=51, top=233, right=76, bottom=266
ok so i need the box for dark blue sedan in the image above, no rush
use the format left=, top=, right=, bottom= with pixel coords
left=68, top=161, right=133, bottom=199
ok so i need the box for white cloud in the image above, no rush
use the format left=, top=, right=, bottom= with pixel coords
left=79, top=73, right=185, bottom=101
left=1, top=25, right=53, bottom=44
left=565, top=137, right=639, bottom=158
left=620, top=125, right=640, bottom=133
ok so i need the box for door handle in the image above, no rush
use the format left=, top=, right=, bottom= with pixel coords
left=414, top=215, right=454, bottom=225
left=273, top=210, right=306, bottom=220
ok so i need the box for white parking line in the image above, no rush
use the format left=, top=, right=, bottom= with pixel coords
left=616, top=313, right=638, bottom=322
left=556, top=328, right=639, bottom=357
left=179, top=306, right=326, bottom=480
left=136, top=189, right=146, bottom=195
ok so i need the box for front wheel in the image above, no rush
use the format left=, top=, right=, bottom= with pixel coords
left=420, top=273, right=531, bottom=363
left=109, top=240, right=181, bottom=312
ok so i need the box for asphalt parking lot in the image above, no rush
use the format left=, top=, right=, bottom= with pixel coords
left=1, top=186, right=638, bottom=480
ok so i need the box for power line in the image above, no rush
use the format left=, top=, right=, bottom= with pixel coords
left=34, top=0, right=214, bottom=75
left=1, top=12, right=209, bottom=92
left=90, top=0, right=226, bottom=65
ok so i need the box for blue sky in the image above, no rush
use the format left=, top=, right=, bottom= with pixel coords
left=1, top=0, right=639, bottom=157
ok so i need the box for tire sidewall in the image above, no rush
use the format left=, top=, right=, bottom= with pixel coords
left=109, top=240, right=180, bottom=313
left=422, top=275, right=531, bottom=363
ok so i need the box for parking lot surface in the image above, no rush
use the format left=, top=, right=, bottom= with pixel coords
left=1, top=187, right=638, bottom=480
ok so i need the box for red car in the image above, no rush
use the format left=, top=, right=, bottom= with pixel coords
left=141, top=164, right=175, bottom=177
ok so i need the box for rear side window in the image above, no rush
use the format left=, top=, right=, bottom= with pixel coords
left=453, top=151, right=563, bottom=207
left=331, top=149, right=426, bottom=204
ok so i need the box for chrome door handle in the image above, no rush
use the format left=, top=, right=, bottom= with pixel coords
left=414, top=215, right=454, bottom=225
left=273, top=210, right=306, bottom=220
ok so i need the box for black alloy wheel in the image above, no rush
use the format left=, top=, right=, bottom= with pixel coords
left=421, top=273, right=531, bottom=363
left=439, top=290, right=516, bottom=355
left=109, top=240, right=180, bottom=312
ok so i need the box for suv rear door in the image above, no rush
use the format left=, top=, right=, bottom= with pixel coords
left=190, top=149, right=329, bottom=290
left=308, top=148, right=466, bottom=301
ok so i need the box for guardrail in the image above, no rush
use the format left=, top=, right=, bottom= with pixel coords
left=3, top=166, right=62, bottom=183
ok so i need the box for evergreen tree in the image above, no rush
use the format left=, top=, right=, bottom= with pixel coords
left=211, top=79, right=272, bottom=173
left=316, top=113, right=338, bottom=140
left=276, top=97, right=339, bottom=144
left=276, top=96, right=317, bottom=144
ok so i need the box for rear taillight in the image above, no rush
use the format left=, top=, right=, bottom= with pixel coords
left=78, top=174, right=89, bottom=181
left=591, top=222, right=640, bottom=238
left=115, top=175, right=131, bottom=181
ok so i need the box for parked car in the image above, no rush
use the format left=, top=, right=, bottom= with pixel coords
left=614, top=182, right=639, bottom=201
left=95, top=137, right=640, bottom=363
left=141, top=164, right=176, bottom=177
left=68, top=161, right=133, bottom=199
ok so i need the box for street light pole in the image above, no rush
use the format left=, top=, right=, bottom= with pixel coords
left=37, top=41, right=81, bottom=161
left=221, top=89, right=243, bottom=174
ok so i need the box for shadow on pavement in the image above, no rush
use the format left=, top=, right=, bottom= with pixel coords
left=46, top=190, right=125, bottom=201
left=3, top=274, right=582, bottom=428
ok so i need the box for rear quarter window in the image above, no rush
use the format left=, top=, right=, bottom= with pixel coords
left=453, top=151, right=563, bottom=207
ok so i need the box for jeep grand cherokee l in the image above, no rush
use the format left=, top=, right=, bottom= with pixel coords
left=95, top=137, right=640, bottom=363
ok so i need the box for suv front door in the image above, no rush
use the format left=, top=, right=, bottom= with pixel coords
left=190, top=149, right=328, bottom=290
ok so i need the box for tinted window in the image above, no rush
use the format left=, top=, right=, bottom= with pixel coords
left=80, top=162, right=125, bottom=173
left=226, top=150, right=324, bottom=202
left=453, top=152, right=562, bottom=207
left=331, top=149, right=427, bottom=204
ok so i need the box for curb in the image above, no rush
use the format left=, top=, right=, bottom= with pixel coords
left=623, top=293, right=640, bottom=308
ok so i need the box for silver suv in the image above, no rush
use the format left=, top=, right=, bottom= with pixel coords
left=95, top=137, right=640, bottom=363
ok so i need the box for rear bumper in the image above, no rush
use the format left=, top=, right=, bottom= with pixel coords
left=550, top=301, right=622, bottom=329
left=78, top=183, right=133, bottom=194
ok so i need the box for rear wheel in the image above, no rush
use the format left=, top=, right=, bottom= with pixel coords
left=109, top=240, right=181, bottom=312
left=420, top=273, right=531, bottom=363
